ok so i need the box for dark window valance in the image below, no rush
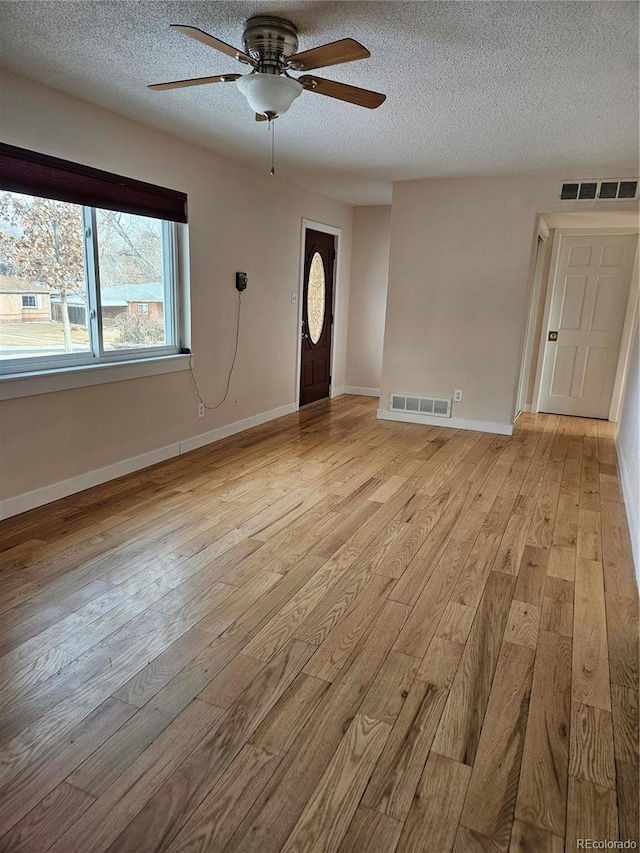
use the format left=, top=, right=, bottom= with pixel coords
left=0, top=143, right=188, bottom=223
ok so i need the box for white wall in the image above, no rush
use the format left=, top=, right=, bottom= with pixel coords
left=381, top=173, right=639, bottom=434
left=616, top=311, right=640, bottom=583
left=345, top=206, right=390, bottom=394
left=0, top=70, right=354, bottom=508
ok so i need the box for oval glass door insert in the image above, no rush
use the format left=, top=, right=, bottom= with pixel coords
left=307, top=251, right=326, bottom=344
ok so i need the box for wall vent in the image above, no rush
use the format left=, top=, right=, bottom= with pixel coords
left=390, top=393, right=452, bottom=418
left=560, top=179, right=638, bottom=202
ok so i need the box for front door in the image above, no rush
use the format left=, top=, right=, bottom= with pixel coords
left=538, top=232, right=637, bottom=418
left=299, top=228, right=335, bottom=407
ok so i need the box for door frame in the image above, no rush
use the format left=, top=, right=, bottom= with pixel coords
left=531, top=227, right=639, bottom=419
left=296, top=219, right=341, bottom=409
left=515, top=221, right=549, bottom=417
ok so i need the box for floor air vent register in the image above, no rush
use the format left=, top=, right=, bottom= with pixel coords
left=390, top=394, right=452, bottom=417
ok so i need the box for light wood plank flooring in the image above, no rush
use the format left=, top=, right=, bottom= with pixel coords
left=0, top=396, right=637, bottom=852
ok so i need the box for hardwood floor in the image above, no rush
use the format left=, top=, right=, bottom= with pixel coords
left=0, top=395, right=637, bottom=853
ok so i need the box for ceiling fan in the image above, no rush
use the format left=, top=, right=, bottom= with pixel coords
left=149, top=16, right=386, bottom=120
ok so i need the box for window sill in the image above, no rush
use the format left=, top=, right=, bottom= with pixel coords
left=0, top=353, right=191, bottom=400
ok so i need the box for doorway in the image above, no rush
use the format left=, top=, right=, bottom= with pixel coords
left=299, top=228, right=335, bottom=407
left=536, top=231, right=637, bottom=418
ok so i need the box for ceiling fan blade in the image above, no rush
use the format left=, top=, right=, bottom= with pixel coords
left=286, top=38, right=370, bottom=71
left=170, top=25, right=256, bottom=66
left=298, top=75, right=386, bottom=109
left=148, top=74, right=241, bottom=91
left=255, top=113, right=268, bottom=122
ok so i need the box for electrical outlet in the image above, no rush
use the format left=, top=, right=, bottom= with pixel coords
left=198, top=403, right=205, bottom=418
left=454, top=389, right=463, bottom=403
left=291, top=292, right=298, bottom=304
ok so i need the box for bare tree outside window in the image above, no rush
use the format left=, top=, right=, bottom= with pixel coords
left=0, top=191, right=88, bottom=354
left=96, top=209, right=163, bottom=287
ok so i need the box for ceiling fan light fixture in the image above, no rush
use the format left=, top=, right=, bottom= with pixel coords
left=236, top=72, right=302, bottom=118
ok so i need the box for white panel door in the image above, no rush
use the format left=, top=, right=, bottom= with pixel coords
left=539, top=233, right=637, bottom=418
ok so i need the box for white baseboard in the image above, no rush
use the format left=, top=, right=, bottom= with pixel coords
left=0, top=402, right=297, bottom=521
left=345, top=386, right=380, bottom=397
left=1, top=444, right=181, bottom=521
left=377, top=408, right=513, bottom=436
left=180, top=403, right=296, bottom=454
left=330, top=385, right=346, bottom=398
left=615, top=434, right=640, bottom=586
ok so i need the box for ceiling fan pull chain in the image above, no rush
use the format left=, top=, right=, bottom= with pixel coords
left=270, top=117, right=275, bottom=176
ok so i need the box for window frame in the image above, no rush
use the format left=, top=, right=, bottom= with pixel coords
left=21, top=294, right=39, bottom=309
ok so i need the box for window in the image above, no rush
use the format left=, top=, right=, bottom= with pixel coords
left=307, top=251, right=326, bottom=344
left=0, top=192, right=177, bottom=368
left=0, top=144, right=187, bottom=377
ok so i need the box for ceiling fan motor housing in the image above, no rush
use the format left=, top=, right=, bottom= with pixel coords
left=242, top=16, right=299, bottom=74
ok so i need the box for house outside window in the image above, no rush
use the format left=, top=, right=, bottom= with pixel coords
left=0, top=143, right=188, bottom=377
left=0, top=276, right=52, bottom=325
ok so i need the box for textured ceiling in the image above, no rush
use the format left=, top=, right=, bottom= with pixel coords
left=1, top=1, right=638, bottom=205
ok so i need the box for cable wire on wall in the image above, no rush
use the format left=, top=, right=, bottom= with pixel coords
left=189, top=289, right=242, bottom=410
